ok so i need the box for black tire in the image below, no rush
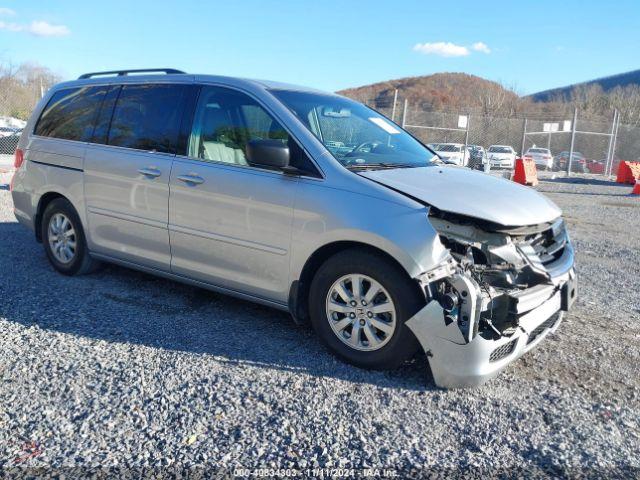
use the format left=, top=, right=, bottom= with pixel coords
left=309, top=249, right=423, bottom=370
left=41, top=198, right=100, bottom=276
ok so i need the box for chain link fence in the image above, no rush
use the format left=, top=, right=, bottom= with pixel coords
left=0, top=102, right=29, bottom=158
left=361, top=96, right=640, bottom=177
left=0, top=66, right=51, bottom=158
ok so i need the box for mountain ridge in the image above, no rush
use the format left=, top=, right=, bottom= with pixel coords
left=337, top=70, right=640, bottom=108
left=337, top=72, right=518, bottom=111
left=529, top=69, right=640, bottom=101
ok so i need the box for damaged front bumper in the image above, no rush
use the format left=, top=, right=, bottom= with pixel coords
left=407, top=216, right=578, bottom=389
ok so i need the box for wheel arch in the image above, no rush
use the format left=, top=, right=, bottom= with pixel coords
left=288, top=240, right=424, bottom=325
left=34, top=191, right=72, bottom=242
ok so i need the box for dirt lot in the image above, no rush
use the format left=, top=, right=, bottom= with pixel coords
left=0, top=169, right=638, bottom=477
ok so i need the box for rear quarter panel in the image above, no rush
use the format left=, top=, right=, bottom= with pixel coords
left=12, top=89, right=87, bottom=231
left=13, top=135, right=87, bottom=233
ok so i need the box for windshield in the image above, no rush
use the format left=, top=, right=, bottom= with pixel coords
left=489, top=146, right=512, bottom=153
left=529, top=148, right=549, bottom=154
left=271, top=89, right=437, bottom=169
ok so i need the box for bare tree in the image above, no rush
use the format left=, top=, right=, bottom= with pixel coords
left=0, top=61, right=61, bottom=120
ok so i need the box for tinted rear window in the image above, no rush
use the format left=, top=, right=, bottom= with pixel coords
left=34, top=86, right=108, bottom=141
left=107, top=84, right=186, bottom=154
left=91, top=85, right=121, bottom=145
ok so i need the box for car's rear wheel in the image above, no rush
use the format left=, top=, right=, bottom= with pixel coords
left=309, top=249, right=423, bottom=369
left=42, top=198, right=100, bottom=276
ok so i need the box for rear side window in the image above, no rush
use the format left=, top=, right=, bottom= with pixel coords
left=34, top=86, right=108, bottom=141
left=107, top=84, right=187, bottom=154
left=91, top=85, right=121, bottom=145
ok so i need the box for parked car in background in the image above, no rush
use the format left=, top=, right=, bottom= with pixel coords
left=432, top=143, right=468, bottom=166
left=10, top=69, right=576, bottom=388
left=0, top=126, right=21, bottom=138
left=584, top=159, right=606, bottom=174
left=487, top=145, right=516, bottom=169
left=467, top=145, right=489, bottom=171
left=524, top=147, right=553, bottom=170
left=554, top=151, right=586, bottom=173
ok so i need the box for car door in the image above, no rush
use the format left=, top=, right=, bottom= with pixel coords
left=168, top=85, right=308, bottom=303
left=83, top=83, right=190, bottom=270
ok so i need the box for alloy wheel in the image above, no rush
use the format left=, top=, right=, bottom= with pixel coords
left=325, top=274, right=397, bottom=352
left=48, top=213, right=77, bottom=264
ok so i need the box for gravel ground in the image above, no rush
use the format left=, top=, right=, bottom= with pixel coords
left=0, top=169, right=639, bottom=478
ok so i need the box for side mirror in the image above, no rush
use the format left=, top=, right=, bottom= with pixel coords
left=246, top=139, right=290, bottom=169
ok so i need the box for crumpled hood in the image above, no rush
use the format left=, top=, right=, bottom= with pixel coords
left=358, top=166, right=562, bottom=226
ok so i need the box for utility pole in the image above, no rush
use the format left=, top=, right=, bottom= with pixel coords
left=567, top=107, right=578, bottom=176
left=520, top=118, right=527, bottom=156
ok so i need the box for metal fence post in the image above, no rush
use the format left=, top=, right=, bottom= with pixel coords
left=567, top=107, right=578, bottom=176
left=463, top=114, right=470, bottom=166
left=520, top=118, right=527, bottom=156
left=401, top=98, right=408, bottom=128
left=391, top=89, right=398, bottom=122
left=605, top=109, right=617, bottom=177
left=608, top=110, right=621, bottom=178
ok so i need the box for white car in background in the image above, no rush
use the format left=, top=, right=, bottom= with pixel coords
left=488, top=145, right=517, bottom=169
left=0, top=126, right=21, bottom=138
left=524, top=147, right=553, bottom=170
left=433, top=143, right=468, bottom=166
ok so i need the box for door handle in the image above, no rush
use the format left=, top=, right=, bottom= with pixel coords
left=177, top=174, right=205, bottom=185
left=138, top=167, right=162, bottom=178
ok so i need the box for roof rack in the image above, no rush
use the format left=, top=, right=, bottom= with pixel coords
left=78, top=68, right=186, bottom=79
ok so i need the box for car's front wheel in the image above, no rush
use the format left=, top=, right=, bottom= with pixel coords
left=42, top=198, right=100, bottom=276
left=309, top=249, right=423, bottom=370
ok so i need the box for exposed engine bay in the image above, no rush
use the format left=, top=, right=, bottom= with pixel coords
left=420, top=208, right=575, bottom=343
left=407, top=208, right=577, bottom=388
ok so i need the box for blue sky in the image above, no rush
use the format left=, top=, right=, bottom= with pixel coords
left=1, top=0, right=639, bottom=94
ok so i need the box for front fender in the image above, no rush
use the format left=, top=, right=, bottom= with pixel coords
left=289, top=180, right=449, bottom=283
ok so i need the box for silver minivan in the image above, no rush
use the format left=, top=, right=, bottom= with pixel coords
left=11, top=69, right=577, bottom=388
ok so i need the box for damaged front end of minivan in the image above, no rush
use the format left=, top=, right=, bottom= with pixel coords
left=407, top=209, right=577, bottom=388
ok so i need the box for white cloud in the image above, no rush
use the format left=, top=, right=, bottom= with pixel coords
left=471, top=42, right=491, bottom=54
left=0, top=7, right=16, bottom=16
left=413, top=42, right=469, bottom=57
left=413, top=41, right=493, bottom=58
left=0, top=20, right=22, bottom=32
left=27, top=20, right=70, bottom=37
left=413, top=42, right=470, bottom=57
left=0, top=18, right=70, bottom=37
